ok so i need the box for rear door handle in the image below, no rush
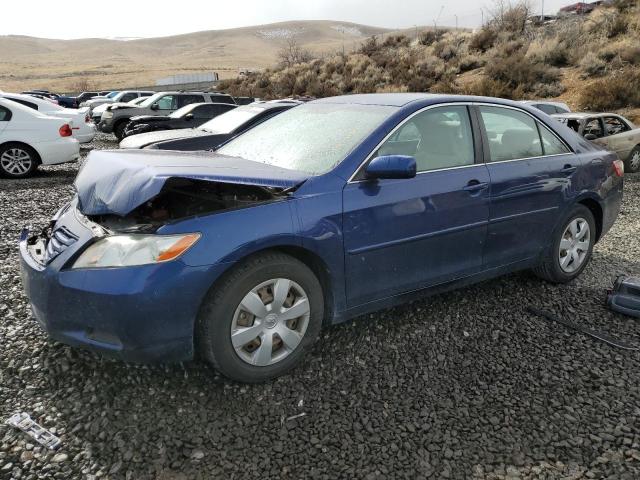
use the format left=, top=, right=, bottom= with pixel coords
left=561, top=164, right=577, bottom=174
left=463, top=180, right=489, bottom=192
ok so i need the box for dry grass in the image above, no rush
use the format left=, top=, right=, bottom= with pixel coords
left=220, top=1, right=640, bottom=115
left=0, top=21, right=393, bottom=93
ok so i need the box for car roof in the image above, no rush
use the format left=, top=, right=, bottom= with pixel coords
left=312, top=93, right=550, bottom=109
left=552, top=112, right=612, bottom=119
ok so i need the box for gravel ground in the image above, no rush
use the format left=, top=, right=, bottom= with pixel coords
left=1, top=134, right=640, bottom=479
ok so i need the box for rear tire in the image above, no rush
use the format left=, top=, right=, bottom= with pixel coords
left=197, top=252, right=324, bottom=383
left=0, top=143, right=39, bottom=179
left=533, top=204, right=595, bottom=283
left=625, top=146, right=640, bottom=174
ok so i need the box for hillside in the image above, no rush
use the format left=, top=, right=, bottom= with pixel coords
left=0, top=21, right=392, bottom=92
left=220, top=1, right=640, bottom=119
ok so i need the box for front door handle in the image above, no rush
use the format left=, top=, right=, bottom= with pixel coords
left=561, top=164, right=577, bottom=174
left=463, top=180, right=489, bottom=192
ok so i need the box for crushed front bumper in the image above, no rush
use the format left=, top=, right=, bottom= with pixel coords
left=18, top=203, right=225, bottom=363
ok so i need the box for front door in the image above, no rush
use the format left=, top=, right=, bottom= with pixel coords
left=343, top=105, right=490, bottom=307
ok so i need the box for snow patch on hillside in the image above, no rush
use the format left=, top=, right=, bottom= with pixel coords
left=331, top=25, right=363, bottom=36
left=257, top=28, right=305, bottom=40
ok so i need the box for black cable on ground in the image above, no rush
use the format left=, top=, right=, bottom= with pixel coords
left=527, top=306, right=640, bottom=351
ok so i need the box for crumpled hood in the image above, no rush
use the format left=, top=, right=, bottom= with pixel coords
left=119, top=127, right=208, bottom=149
left=75, top=149, right=310, bottom=216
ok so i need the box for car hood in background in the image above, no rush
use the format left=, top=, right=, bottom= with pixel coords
left=129, top=115, right=171, bottom=123
left=75, top=149, right=310, bottom=216
left=119, top=128, right=209, bottom=149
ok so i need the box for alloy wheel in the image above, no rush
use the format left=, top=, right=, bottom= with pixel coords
left=230, top=278, right=311, bottom=366
left=1, top=148, right=32, bottom=176
left=558, top=218, right=590, bottom=273
left=630, top=151, right=640, bottom=172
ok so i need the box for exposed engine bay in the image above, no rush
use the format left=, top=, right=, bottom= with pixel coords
left=87, top=178, right=287, bottom=233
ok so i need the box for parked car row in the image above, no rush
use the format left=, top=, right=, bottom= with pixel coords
left=97, top=91, right=237, bottom=139
left=0, top=98, right=80, bottom=177
left=17, top=93, right=625, bottom=383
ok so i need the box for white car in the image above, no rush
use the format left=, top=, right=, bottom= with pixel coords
left=83, top=90, right=154, bottom=113
left=1, top=93, right=96, bottom=143
left=91, top=96, right=151, bottom=123
left=0, top=98, right=80, bottom=178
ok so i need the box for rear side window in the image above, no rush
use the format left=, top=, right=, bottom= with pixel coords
left=538, top=124, right=570, bottom=155
left=534, top=104, right=556, bottom=115
left=0, top=106, right=12, bottom=121
left=603, top=116, right=630, bottom=136
left=210, top=94, right=234, bottom=104
left=178, top=95, right=205, bottom=108
left=480, top=106, right=543, bottom=162
left=375, top=105, right=475, bottom=172
left=7, top=98, right=38, bottom=110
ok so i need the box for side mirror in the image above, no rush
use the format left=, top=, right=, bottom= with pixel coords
left=584, top=133, right=598, bottom=141
left=365, top=155, right=416, bottom=180
left=150, top=104, right=159, bottom=111
left=184, top=113, right=194, bottom=120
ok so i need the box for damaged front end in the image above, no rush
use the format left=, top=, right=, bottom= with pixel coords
left=87, top=177, right=288, bottom=234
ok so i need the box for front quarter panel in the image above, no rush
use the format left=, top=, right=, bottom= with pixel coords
left=157, top=199, right=301, bottom=267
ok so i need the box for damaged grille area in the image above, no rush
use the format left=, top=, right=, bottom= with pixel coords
left=44, top=227, right=79, bottom=264
left=89, top=178, right=285, bottom=233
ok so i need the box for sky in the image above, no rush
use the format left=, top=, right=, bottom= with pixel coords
left=3, top=0, right=574, bottom=40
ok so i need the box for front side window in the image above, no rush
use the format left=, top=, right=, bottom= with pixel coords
left=218, top=103, right=396, bottom=175
left=480, top=106, right=543, bottom=162
left=603, top=116, right=630, bottom=136
left=154, top=95, right=176, bottom=110
left=0, top=106, right=11, bottom=121
left=583, top=118, right=604, bottom=138
left=374, top=105, right=475, bottom=172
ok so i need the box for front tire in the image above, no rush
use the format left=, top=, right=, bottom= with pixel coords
left=0, top=143, right=39, bottom=178
left=113, top=121, right=129, bottom=141
left=197, top=252, right=324, bottom=383
left=625, top=146, right=640, bottom=174
left=533, top=204, right=595, bottom=283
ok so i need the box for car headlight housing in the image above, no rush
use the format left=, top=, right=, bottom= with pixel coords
left=72, top=233, right=200, bottom=269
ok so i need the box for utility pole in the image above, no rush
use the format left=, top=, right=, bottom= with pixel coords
left=434, top=5, right=444, bottom=30
left=481, top=9, right=484, bottom=26
left=455, top=14, right=458, bottom=29
left=541, top=0, right=544, bottom=22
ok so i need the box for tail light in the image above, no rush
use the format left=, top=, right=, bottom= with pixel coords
left=613, top=159, right=624, bottom=177
left=59, top=124, right=73, bottom=137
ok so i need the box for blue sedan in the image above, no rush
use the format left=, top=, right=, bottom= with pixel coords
left=19, top=94, right=624, bottom=382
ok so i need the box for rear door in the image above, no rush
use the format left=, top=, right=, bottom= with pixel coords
left=342, top=104, right=490, bottom=307
left=477, top=105, right=576, bottom=267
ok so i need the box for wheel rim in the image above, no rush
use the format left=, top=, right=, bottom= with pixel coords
left=558, top=218, right=590, bottom=273
left=630, top=151, right=640, bottom=171
left=230, top=278, right=311, bottom=366
left=1, top=148, right=32, bottom=176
